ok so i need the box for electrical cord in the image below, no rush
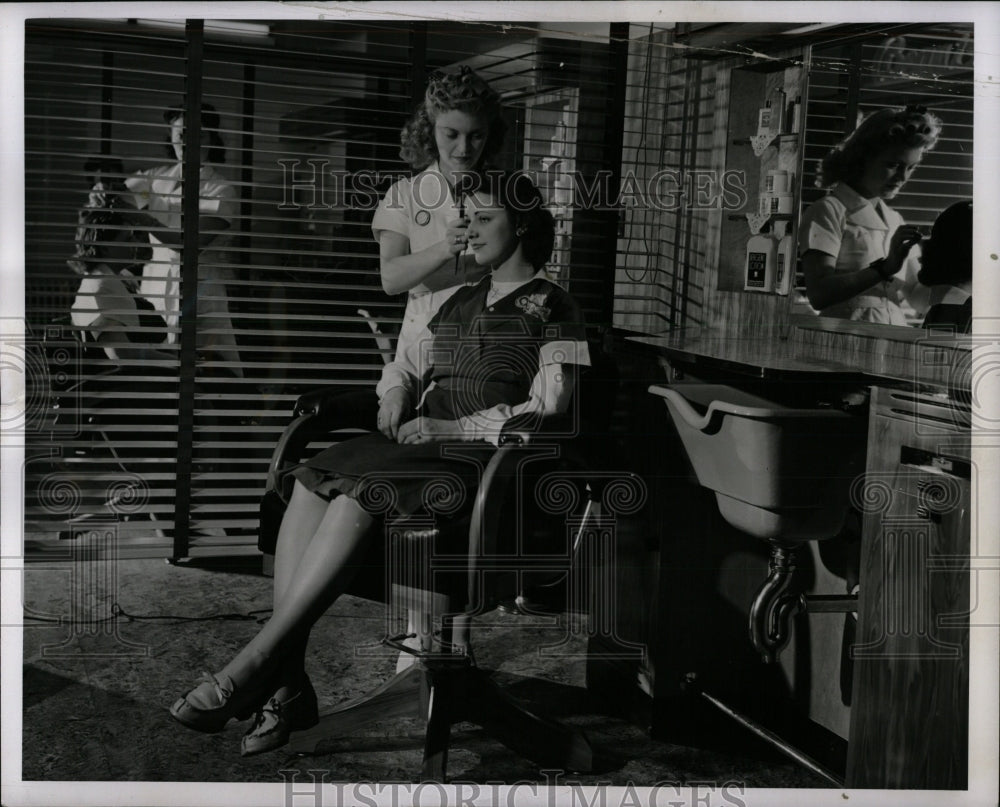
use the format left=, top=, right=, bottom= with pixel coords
left=22, top=603, right=380, bottom=627
left=22, top=603, right=272, bottom=626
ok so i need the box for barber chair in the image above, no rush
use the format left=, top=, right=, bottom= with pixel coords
left=257, top=350, right=636, bottom=781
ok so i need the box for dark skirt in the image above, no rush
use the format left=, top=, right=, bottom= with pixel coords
left=290, top=432, right=496, bottom=517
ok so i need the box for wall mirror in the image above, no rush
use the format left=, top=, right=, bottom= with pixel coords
left=790, top=23, right=974, bottom=339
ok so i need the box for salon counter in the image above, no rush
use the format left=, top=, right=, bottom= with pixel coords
left=627, top=330, right=865, bottom=381
left=625, top=327, right=971, bottom=394
left=597, top=329, right=971, bottom=789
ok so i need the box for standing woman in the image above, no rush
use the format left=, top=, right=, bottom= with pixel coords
left=799, top=106, right=942, bottom=325
left=373, top=66, right=507, bottom=439
left=124, top=103, right=242, bottom=375
left=371, top=67, right=506, bottom=667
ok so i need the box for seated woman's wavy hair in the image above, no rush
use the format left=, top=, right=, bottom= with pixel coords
left=67, top=171, right=151, bottom=276
left=399, top=66, right=507, bottom=171
left=816, top=105, right=942, bottom=189
left=479, top=171, right=556, bottom=271
left=917, top=200, right=973, bottom=287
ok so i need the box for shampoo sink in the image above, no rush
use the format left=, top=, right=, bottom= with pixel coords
left=650, top=382, right=867, bottom=662
left=649, top=383, right=865, bottom=542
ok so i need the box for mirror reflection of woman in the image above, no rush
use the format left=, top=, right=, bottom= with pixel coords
left=799, top=106, right=942, bottom=325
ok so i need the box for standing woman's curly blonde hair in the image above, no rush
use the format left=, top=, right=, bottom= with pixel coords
left=817, top=105, right=943, bottom=188
left=399, top=66, right=507, bottom=171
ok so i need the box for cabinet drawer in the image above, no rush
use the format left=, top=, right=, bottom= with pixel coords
left=871, top=387, right=972, bottom=435
left=847, top=386, right=971, bottom=789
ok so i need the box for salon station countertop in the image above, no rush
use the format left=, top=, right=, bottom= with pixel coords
left=627, top=330, right=867, bottom=381
left=625, top=328, right=971, bottom=394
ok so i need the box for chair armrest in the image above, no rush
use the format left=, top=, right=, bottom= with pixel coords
left=498, top=411, right=575, bottom=445
left=466, top=442, right=593, bottom=612
left=293, top=386, right=377, bottom=424
left=265, top=387, right=378, bottom=497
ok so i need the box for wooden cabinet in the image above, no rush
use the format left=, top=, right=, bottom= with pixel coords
left=847, top=386, right=971, bottom=788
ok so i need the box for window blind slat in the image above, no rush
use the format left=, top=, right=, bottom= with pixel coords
left=24, top=18, right=622, bottom=558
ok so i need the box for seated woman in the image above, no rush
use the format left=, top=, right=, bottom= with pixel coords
left=68, top=165, right=172, bottom=364
left=168, top=171, right=591, bottom=756
left=918, top=200, right=973, bottom=333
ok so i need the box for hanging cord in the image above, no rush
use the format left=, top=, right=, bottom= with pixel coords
left=623, top=24, right=657, bottom=283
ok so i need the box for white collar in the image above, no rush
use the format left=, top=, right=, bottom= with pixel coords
left=929, top=282, right=972, bottom=306
left=486, top=269, right=549, bottom=303
left=490, top=268, right=548, bottom=288
left=832, top=183, right=892, bottom=231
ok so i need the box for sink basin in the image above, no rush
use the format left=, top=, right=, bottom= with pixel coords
left=650, top=383, right=866, bottom=542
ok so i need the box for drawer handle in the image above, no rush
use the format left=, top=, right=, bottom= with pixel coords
left=900, top=446, right=970, bottom=480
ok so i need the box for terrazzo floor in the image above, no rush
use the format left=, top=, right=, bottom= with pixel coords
left=18, top=555, right=829, bottom=790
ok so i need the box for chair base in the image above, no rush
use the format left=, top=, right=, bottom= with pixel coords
left=288, top=659, right=594, bottom=781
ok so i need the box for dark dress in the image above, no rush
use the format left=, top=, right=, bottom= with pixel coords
left=922, top=298, right=972, bottom=333
left=291, top=275, right=589, bottom=517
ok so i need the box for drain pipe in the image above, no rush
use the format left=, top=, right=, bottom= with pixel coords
left=749, top=544, right=861, bottom=663
left=748, top=543, right=802, bottom=663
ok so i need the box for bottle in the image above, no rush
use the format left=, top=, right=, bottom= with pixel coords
left=758, top=101, right=772, bottom=135
left=765, top=170, right=790, bottom=194
left=745, top=232, right=776, bottom=292
left=774, top=191, right=794, bottom=215
left=768, top=88, right=786, bottom=135
left=775, top=231, right=795, bottom=295
left=788, top=95, right=802, bottom=134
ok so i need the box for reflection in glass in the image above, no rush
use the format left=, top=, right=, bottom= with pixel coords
left=791, top=25, right=974, bottom=330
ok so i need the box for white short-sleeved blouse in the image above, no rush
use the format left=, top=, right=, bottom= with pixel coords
left=371, top=163, right=473, bottom=398
left=798, top=182, right=923, bottom=325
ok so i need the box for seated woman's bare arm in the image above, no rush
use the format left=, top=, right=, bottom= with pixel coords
left=121, top=209, right=229, bottom=251
left=397, top=362, right=578, bottom=446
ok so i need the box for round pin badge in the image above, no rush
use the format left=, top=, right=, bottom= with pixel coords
left=415, top=209, right=431, bottom=227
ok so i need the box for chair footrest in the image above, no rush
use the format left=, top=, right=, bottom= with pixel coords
left=382, top=633, right=472, bottom=667
left=288, top=666, right=423, bottom=752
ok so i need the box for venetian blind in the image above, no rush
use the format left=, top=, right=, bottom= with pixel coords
left=613, top=26, right=713, bottom=335
left=23, top=18, right=626, bottom=560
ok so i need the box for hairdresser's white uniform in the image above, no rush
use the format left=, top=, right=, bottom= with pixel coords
left=372, top=161, right=478, bottom=399
left=799, top=183, right=927, bottom=325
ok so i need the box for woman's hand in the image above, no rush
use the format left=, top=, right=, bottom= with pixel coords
left=442, top=215, right=470, bottom=259
left=882, top=225, right=924, bottom=278
left=377, top=387, right=412, bottom=441
left=397, top=417, right=465, bottom=444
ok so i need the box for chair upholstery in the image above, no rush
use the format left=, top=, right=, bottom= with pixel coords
left=257, top=350, right=626, bottom=780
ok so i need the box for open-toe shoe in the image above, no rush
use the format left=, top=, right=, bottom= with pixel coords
left=240, top=676, right=319, bottom=757
left=169, top=671, right=262, bottom=733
